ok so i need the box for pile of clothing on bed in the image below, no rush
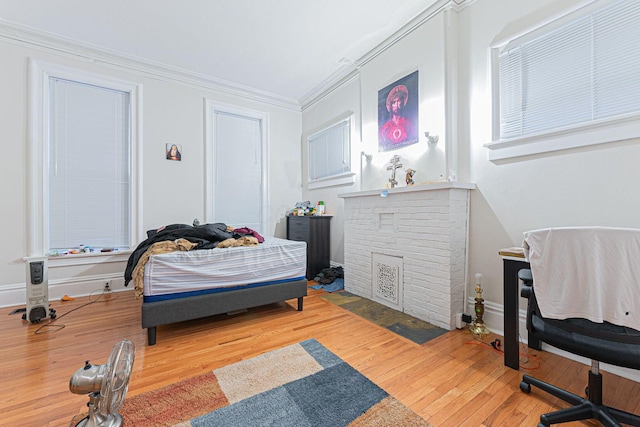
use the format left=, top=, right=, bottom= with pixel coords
left=124, top=222, right=264, bottom=294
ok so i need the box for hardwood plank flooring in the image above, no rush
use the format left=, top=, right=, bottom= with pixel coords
left=1, top=288, right=638, bottom=426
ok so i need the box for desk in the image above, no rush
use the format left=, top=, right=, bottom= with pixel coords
left=500, top=248, right=541, bottom=369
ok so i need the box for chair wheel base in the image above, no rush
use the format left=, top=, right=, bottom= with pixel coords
left=520, top=374, right=640, bottom=427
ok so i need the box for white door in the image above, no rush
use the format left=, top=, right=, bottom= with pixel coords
left=205, top=102, right=268, bottom=234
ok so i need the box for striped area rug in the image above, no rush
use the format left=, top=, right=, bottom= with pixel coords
left=102, top=339, right=431, bottom=426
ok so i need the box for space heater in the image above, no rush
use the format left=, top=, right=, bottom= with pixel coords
left=24, top=256, right=54, bottom=323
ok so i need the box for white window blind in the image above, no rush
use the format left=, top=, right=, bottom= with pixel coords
left=213, top=111, right=263, bottom=232
left=49, top=78, right=130, bottom=251
left=308, top=118, right=351, bottom=182
left=497, top=0, right=640, bottom=141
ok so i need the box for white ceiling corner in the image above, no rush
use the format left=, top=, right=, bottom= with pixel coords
left=0, top=0, right=459, bottom=108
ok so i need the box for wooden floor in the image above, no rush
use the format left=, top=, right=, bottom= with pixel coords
left=1, top=287, right=639, bottom=427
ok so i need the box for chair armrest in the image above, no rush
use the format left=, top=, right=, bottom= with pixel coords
left=519, top=268, right=533, bottom=298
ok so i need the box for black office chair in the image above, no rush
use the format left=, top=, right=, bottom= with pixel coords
left=518, top=261, right=640, bottom=427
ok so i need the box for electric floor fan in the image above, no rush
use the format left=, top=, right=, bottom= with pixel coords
left=69, top=339, right=135, bottom=427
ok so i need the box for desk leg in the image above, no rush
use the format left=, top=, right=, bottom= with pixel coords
left=503, top=259, right=526, bottom=370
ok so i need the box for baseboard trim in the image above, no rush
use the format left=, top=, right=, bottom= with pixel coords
left=0, top=274, right=128, bottom=308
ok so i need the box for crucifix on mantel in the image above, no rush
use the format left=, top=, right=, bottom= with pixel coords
left=387, top=155, right=403, bottom=188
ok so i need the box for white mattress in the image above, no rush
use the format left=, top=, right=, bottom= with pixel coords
left=143, top=236, right=307, bottom=297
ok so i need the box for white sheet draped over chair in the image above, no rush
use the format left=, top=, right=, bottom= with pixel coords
left=523, top=226, right=640, bottom=331
left=519, top=226, right=640, bottom=426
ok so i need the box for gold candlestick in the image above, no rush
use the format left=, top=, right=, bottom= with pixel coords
left=470, top=273, right=490, bottom=338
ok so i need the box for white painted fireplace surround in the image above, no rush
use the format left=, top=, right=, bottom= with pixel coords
left=338, top=182, right=475, bottom=330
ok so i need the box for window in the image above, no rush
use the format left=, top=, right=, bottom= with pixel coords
left=28, top=59, right=141, bottom=258
left=49, top=79, right=130, bottom=251
left=486, top=0, right=640, bottom=160
left=204, top=100, right=268, bottom=234
left=307, top=116, right=355, bottom=189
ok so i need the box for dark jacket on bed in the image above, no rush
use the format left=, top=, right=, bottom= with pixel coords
left=124, top=223, right=233, bottom=286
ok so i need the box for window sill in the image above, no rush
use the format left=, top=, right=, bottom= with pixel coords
left=485, top=114, right=640, bottom=161
left=25, top=250, right=131, bottom=268
left=308, top=172, right=355, bottom=190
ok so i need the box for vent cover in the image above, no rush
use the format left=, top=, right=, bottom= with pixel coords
left=372, top=253, right=403, bottom=310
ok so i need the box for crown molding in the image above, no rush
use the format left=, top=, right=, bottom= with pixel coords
left=299, top=66, right=360, bottom=112
left=300, top=0, right=474, bottom=111
left=0, top=0, right=476, bottom=113
left=0, top=19, right=301, bottom=112
left=452, top=0, right=476, bottom=7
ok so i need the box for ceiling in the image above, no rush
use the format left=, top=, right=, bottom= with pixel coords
left=0, top=0, right=440, bottom=105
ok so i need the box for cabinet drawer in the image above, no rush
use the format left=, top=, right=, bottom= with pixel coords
left=287, top=217, right=310, bottom=240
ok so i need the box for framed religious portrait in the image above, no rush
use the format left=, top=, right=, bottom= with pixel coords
left=166, top=143, right=182, bottom=161
left=377, top=70, right=419, bottom=152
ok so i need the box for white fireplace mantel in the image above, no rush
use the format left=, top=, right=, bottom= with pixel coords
left=338, top=181, right=475, bottom=330
left=338, top=181, right=476, bottom=199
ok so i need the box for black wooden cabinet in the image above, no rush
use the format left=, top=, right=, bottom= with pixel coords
left=286, top=215, right=331, bottom=280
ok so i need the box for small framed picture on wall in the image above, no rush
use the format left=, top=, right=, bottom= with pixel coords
left=166, top=143, right=182, bottom=161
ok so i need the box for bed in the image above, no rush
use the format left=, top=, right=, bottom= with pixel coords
left=125, top=226, right=308, bottom=345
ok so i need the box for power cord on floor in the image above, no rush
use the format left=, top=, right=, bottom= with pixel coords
left=517, top=333, right=540, bottom=370
left=33, top=288, right=119, bottom=335
left=464, top=333, right=540, bottom=371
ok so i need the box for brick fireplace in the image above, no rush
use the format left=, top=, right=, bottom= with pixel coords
left=338, top=182, right=475, bottom=330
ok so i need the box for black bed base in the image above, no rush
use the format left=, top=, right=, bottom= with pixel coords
left=141, top=279, right=307, bottom=345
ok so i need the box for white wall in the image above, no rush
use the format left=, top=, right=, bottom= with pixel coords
left=301, top=0, right=640, bottom=342
left=0, top=35, right=302, bottom=307
left=301, top=76, right=361, bottom=265
left=460, top=0, right=640, bottom=383
left=459, top=0, right=640, bottom=309
left=4, top=0, right=638, bottom=352
left=301, top=11, right=448, bottom=266
left=358, top=12, right=447, bottom=189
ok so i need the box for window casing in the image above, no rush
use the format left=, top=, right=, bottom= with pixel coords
left=28, top=59, right=142, bottom=260
left=486, top=0, right=640, bottom=160
left=307, top=116, right=355, bottom=189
